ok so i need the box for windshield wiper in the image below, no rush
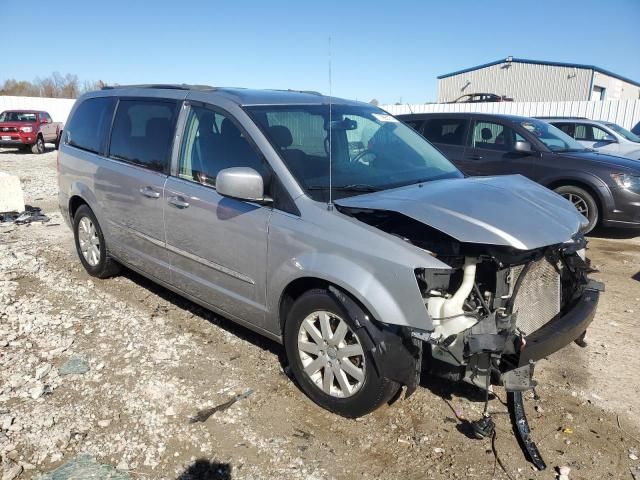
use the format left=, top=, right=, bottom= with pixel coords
left=307, top=184, right=380, bottom=192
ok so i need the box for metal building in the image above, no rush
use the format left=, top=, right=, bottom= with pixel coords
left=437, top=57, right=640, bottom=103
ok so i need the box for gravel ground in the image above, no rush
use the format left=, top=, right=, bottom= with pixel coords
left=1, top=148, right=639, bottom=479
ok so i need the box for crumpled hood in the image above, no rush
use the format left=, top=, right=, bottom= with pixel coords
left=335, top=175, right=585, bottom=250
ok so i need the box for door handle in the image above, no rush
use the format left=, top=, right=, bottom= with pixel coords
left=469, top=155, right=483, bottom=160
left=168, top=196, right=190, bottom=209
left=139, top=187, right=161, bottom=199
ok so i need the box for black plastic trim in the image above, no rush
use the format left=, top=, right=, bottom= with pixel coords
left=518, top=286, right=599, bottom=366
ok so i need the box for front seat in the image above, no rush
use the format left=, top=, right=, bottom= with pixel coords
left=268, top=125, right=313, bottom=177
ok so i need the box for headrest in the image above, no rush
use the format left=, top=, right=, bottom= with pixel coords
left=220, top=117, right=241, bottom=138
left=197, top=111, right=216, bottom=133
left=146, top=118, right=171, bottom=137
left=269, top=125, right=293, bottom=148
left=481, top=128, right=493, bottom=141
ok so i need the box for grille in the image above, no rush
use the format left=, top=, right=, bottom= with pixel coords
left=511, top=258, right=561, bottom=335
left=0, top=127, right=18, bottom=133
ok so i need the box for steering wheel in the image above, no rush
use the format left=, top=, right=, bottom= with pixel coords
left=351, top=149, right=377, bottom=166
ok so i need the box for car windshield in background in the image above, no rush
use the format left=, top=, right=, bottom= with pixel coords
left=604, top=123, right=640, bottom=143
left=521, top=119, right=587, bottom=152
left=0, top=111, right=37, bottom=122
left=245, top=105, right=463, bottom=200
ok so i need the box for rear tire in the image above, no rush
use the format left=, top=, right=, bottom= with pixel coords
left=554, top=185, right=599, bottom=233
left=73, top=205, right=120, bottom=278
left=284, top=288, right=399, bottom=418
left=31, top=136, right=45, bottom=154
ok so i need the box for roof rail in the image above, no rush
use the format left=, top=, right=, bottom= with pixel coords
left=101, top=84, right=216, bottom=91
left=268, top=88, right=323, bottom=96
left=535, top=116, right=589, bottom=120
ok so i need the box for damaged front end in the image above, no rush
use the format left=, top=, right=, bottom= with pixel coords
left=341, top=207, right=602, bottom=468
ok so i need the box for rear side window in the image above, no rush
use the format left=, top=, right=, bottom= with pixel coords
left=553, top=122, right=576, bottom=137
left=66, top=97, right=116, bottom=154
left=109, top=99, right=179, bottom=172
left=423, top=118, right=468, bottom=146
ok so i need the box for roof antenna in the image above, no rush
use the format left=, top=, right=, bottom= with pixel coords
left=327, top=36, right=334, bottom=211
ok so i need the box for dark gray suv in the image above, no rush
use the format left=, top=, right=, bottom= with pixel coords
left=398, top=112, right=640, bottom=233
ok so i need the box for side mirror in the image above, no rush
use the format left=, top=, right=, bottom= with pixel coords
left=40, top=118, right=50, bottom=124
left=216, top=167, right=268, bottom=203
left=601, top=134, right=616, bottom=143
left=514, top=140, right=533, bottom=153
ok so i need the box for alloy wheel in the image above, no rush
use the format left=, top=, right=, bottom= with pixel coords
left=78, top=217, right=101, bottom=266
left=562, top=192, right=589, bottom=218
left=297, top=310, right=365, bottom=398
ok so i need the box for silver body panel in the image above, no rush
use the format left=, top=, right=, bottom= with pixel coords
left=58, top=87, right=584, bottom=342
left=336, top=175, right=585, bottom=250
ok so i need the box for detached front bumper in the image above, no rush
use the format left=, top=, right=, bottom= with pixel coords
left=518, top=282, right=600, bottom=366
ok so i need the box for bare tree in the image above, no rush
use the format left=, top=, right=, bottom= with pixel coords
left=1, top=73, right=104, bottom=98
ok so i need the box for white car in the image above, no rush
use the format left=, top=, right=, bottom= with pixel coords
left=544, top=118, right=640, bottom=160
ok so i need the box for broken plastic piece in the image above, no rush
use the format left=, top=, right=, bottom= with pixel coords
left=189, top=388, right=253, bottom=423
left=507, top=390, right=547, bottom=470
left=2, top=205, right=50, bottom=224
left=471, top=414, right=496, bottom=439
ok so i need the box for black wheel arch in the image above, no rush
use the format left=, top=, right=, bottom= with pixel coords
left=546, top=179, right=603, bottom=218
left=279, top=277, right=422, bottom=395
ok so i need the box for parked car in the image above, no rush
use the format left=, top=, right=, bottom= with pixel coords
left=0, top=110, right=62, bottom=153
left=629, top=120, right=640, bottom=136
left=399, top=112, right=640, bottom=233
left=449, top=93, right=513, bottom=103
left=540, top=117, right=640, bottom=160
left=58, top=86, right=599, bottom=420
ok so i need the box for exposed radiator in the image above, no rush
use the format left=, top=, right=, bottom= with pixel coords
left=511, top=258, right=561, bottom=335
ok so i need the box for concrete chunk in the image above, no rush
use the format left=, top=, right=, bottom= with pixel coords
left=0, top=172, right=25, bottom=213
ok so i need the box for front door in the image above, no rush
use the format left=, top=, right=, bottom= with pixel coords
left=164, top=103, right=271, bottom=328
left=463, top=119, right=538, bottom=179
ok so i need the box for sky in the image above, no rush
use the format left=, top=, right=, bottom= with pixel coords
left=2, top=0, right=639, bottom=104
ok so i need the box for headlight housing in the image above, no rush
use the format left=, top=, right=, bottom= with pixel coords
left=19, top=126, right=32, bottom=133
left=611, top=173, right=640, bottom=193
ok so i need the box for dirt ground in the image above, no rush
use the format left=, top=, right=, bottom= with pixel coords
left=1, top=148, right=639, bottom=480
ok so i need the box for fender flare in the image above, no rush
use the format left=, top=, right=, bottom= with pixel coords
left=327, top=285, right=421, bottom=396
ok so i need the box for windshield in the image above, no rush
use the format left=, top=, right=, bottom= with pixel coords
left=604, top=123, right=640, bottom=143
left=245, top=104, right=463, bottom=200
left=0, top=111, right=37, bottom=122
left=521, top=119, right=587, bottom=152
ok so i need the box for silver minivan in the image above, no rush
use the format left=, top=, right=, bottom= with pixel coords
left=58, top=85, right=601, bottom=422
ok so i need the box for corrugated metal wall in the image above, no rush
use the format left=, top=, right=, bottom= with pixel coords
left=438, top=62, right=593, bottom=102
left=382, top=99, right=640, bottom=130
left=0, top=96, right=76, bottom=123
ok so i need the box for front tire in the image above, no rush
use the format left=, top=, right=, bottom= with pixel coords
left=73, top=205, right=120, bottom=278
left=554, top=185, right=599, bottom=233
left=284, top=289, right=399, bottom=417
left=31, top=136, right=45, bottom=154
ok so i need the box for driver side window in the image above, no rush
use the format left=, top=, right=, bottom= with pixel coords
left=178, top=106, right=266, bottom=187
